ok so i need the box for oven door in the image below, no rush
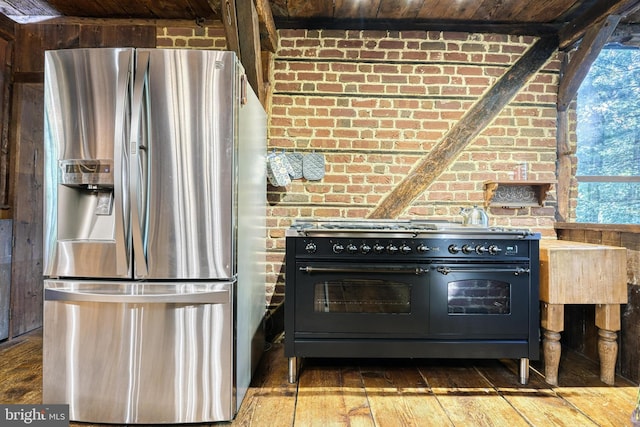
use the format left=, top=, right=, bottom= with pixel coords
left=429, top=263, right=532, bottom=339
left=294, top=262, right=430, bottom=338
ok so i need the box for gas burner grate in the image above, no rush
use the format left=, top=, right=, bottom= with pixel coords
left=292, top=219, right=414, bottom=231
left=288, top=218, right=535, bottom=237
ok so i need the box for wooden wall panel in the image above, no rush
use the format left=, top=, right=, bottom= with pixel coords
left=6, top=20, right=156, bottom=338
left=9, top=83, right=43, bottom=337
left=14, top=24, right=80, bottom=74
left=0, top=37, right=12, bottom=216
left=14, top=21, right=156, bottom=77
left=620, top=285, right=640, bottom=381
left=79, top=24, right=156, bottom=48
left=0, top=14, right=15, bottom=40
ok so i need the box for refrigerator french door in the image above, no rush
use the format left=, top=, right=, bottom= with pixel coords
left=42, top=48, right=266, bottom=424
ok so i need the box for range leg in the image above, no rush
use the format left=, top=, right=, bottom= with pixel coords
left=519, top=358, right=529, bottom=384
left=288, top=357, right=299, bottom=383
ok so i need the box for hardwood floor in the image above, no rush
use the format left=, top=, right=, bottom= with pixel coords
left=1, top=329, right=638, bottom=426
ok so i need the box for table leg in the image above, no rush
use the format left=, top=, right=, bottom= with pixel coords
left=595, top=304, right=621, bottom=385
left=543, top=330, right=562, bottom=385
left=541, top=303, right=564, bottom=386
left=597, top=329, right=618, bottom=385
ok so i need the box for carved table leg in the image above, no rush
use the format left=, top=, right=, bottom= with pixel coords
left=541, top=303, right=564, bottom=386
left=598, top=329, right=618, bottom=385
left=543, top=330, right=562, bottom=386
left=595, top=304, right=621, bottom=386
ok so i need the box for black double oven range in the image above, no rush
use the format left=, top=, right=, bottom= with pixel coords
left=284, top=219, right=540, bottom=384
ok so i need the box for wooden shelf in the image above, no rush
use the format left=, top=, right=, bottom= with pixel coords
left=483, top=181, right=555, bottom=208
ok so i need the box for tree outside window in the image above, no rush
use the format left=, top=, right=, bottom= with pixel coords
left=576, top=47, right=640, bottom=224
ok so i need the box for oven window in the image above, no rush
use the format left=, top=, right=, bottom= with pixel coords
left=447, top=280, right=511, bottom=315
left=313, top=279, right=411, bottom=313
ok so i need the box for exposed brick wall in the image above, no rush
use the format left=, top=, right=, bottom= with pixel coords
left=267, top=29, right=560, bottom=311
left=156, top=25, right=562, bottom=325
left=157, top=22, right=227, bottom=49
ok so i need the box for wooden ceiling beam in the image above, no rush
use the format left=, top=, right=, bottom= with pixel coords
left=557, top=15, right=620, bottom=112
left=255, top=0, right=277, bottom=52
left=209, top=0, right=277, bottom=53
left=236, top=0, right=264, bottom=104
left=211, top=0, right=240, bottom=54
left=558, top=0, right=640, bottom=49
left=211, top=0, right=265, bottom=105
left=368, top=36, right=559, bottom=219
left=273, top=17, right=560, bottom=36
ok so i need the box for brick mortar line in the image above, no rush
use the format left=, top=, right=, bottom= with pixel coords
left=271, top=92, right=557, bottom=106
left=275, top=57, right=559, bottom=72
left=265, top=147, right=555, bottom=155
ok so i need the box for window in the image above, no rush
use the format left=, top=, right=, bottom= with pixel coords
left=575, top=47, right=640, bottom=224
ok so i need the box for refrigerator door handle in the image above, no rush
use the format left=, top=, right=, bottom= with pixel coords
left=130, top=50, right=150, bottom=277
left=44, top=287, right=230, bottom=305
left=114, top=50, right=132, bottom=276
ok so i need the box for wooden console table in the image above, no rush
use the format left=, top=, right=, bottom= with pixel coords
left=539, top=240, right=628, bottom=385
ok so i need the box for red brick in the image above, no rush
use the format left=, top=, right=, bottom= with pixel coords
left=264, top=29, right=562, bottom=307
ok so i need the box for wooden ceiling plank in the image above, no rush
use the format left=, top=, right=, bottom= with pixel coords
left=334, top=0, right=381, bottom=20
left=377, top=0, right=424, bottom=20
left=557, top=15, right=620, bottom=112
left=0, top=0, right=58, bottom=17
left=236, top=0, right=264, bottom=104
left=185, top=0, right=221, bottom=19
left=368, top=36, right=559, bottom=219
left=255, top=0, right=278, bottom=53
left=23, top=0, right=216, bottom=20
left=473, top=0, right=520, bottom=21
left=286, top=0, right=333, bottom=18
left=559, top=0, right=640, bottom=49
left=511, top=0, right=581, bottom=23
left=417, top=0, right=484, bottom=21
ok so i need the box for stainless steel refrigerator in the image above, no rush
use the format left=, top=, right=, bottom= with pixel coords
left=42, top=48, right=266, bottom=424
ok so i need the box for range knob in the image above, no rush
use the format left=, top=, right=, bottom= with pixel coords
left=332, top=243, right=344, bottom=254
left=386, top=244, right=399, bottom=254
left=360, top=243, right=372, bottom=254
left=373, top=243, right=385, bottom=254
left=448, top=244, right=461, bottom=254
left=346, top=243, right=358, bottom=254
left=488, top=245, right=502, bottom=255
left=399, top=244, right=412, bottom=254
left=416, top=244, right=430, bottom=253
left=475, top=245, right=489, bottom=254
left=305, top=242, right=317, bottom=254
left=462, top=244, right=475, bottom=254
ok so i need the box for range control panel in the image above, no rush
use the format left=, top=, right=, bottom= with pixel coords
left=294, top=237, right=531, bottom=260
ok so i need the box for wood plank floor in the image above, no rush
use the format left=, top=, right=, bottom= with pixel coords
left=1, top=329, right=638, bottom=426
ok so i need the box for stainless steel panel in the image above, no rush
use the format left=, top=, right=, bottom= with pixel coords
left=44, top=48, right=132, bottom=278
left=43, top=280, right=235, bottom=424
left=235, top=71, right=267, bottom=410
left=134, top=49, right=237, bottom=280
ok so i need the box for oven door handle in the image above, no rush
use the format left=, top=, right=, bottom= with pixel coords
left=299, top=266, right=429, bottom=275
left=435, top=266, right=530, bottom=275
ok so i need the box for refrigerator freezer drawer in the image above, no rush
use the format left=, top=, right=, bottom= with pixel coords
left=43, top=280, right=235, bottom=424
